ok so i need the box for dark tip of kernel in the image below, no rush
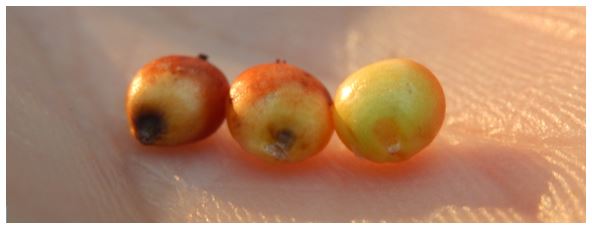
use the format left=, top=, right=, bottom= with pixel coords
left=275, top=129, right=294, bottom=150
left=275, top=59, right=287, bottom=64
left=265, top=129, right=295, bottom=161
left=198, top=53, right=208, bottom=61
left=134, top=111, right=165, bottom=145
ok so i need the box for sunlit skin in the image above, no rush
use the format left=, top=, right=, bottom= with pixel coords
left=334, top=59, right=446, bottom=163
left=227, top=60, right=333, bottom=163
left=126, top=54, right=229, bottom=146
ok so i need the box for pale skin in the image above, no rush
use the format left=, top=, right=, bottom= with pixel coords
left=6, top=7, right=585, bottom=222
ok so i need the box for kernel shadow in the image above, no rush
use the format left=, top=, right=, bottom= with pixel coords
left=199, top=136, right=551, bottom=222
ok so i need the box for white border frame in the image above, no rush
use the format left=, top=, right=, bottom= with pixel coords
left=1, top=0, right=590, bottom=225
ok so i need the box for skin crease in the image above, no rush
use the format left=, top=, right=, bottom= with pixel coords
left=6, top=7, right=585, bottom=222
left=126, top=55, right=229, bottom=146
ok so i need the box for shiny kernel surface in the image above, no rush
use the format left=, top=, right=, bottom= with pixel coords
left=334, top=59, right=446, bottom=162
